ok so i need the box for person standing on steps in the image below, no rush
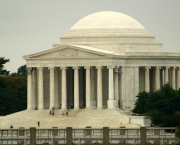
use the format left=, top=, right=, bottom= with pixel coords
left=59, top=103, right=62, bottom=109
left=66, top=111, right=68, bottom=117
left=37, top=121, right=40, bottom=127
left=52, top=106, right=55, bottom=115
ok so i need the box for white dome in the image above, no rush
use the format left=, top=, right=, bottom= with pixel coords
left=71, top=11, right=145, bottom=29
left=60, top=11, right=162, bottom=53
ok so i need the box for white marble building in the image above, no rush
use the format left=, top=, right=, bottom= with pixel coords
left=24, top=11, right=180, bottom=111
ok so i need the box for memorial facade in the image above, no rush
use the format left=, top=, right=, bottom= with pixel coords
left=24, top=11, right=180, bottom=111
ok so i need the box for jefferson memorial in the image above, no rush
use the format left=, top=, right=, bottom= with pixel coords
left=24, top=11, right=180, bottom=111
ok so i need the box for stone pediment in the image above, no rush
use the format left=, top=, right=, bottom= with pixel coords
left=25, top=45, right=117, bottom=59
left=35, top=48, right=79, bottom=58
left=32, top=48, right=102, bottom=58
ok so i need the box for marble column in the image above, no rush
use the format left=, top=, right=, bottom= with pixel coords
left=27, top=68, right=32, bottom=109
left=121, top=66, right=126, bottom=110
left=96, top=66, right=102, bottom=109
left=169, top=68, right=172, bottom=85
left=177, top=67, right=180, bottom=90
left=73, top=67, right=79, bottom=109
left=60, top=67, right=67, bottom=109
left=49, top=67, right=55, bottom=108
left=155, top=67, right=161, bottom=90
left=32, top=68, right=37, bottom=108
left=172, top=67, right=176, bottom=89
left=160, top=69, right=163, bottom=87
left=108, top=66, right=114, bottom=99
left=162, top=69, right=165, bottom=86
left=90, top=67, right=96, bottom=107
left=118, top=68, right=122, bottom=104
left=114, top=66, right=119, bottom=102
left=134, top=67, right=139, bottom=100
left=107, top=66, right=116, bottom=108
left=85, top=66, right=91, bottom=109
left=38, top=67, right=44, bottom=109
left=145, top=66, right=151, bottom=92
left=165, top=67, right=169, bottom=84
left=54, top=68, right=59, bottom=109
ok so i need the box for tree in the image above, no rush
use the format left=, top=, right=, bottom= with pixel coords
left=10, top=65, right=27, bottom=77
left=133, top=84, right=180, bottom=115
left=133, top=84, right=180, bottom=127
left=17, top=65, right=27, bottom=76
left=0, top=62, right=27, bottom=116
left=0, top=75, right=27, bottom=115
left=133, top=91, right=149, bottom=114
left=0, top=57, right=10, bottom=75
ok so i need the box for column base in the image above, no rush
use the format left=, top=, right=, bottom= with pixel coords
left=97, top=107, right=103, bottom=110
left=107, top=100, right=118, bottom=109
left=91, top=100, right=97, bottom=108
left=61, top=107, right=67, bottom=111
left=38, top=108, right=44, bottom=110
left=27, top=108, right=33, bottom=110
left=85, top=107, right=91, bottom=110
left=73, top=107, right=79, bottom=110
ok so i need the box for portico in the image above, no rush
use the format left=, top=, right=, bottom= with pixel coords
left=26, top=64, right=180, bottom=110
left=27, top=64, right=121, bottom=110
left=24, top=11, right=180, bottom=111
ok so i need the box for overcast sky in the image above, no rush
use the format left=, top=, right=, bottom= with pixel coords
left=0, top=0, right=180, bottom=73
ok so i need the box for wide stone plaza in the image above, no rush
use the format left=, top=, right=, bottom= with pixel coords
left=1, top=11, right=180, bottom=128
left=0, top=109, right=138, bottom=129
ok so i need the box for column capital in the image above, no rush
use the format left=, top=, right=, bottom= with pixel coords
left=165, top=66, right=170, bottom=70
left=37, top=67, right=43, bottom=70
left=60, top=66, right=67, bottom=70
left=145, top=66, right=151, bottom=69
left=73, top=66, right=79, bottom=69
left=48, top=67, right=55, bottom=70
left=156, top=66, right=161, bottom=70
left=84, top=66, right=91, bottom=69
left=115, top=66, right=119, bottom=72
left=107, top=66, right=115, bottom=69
left=96, top=66, right=103, bottom=69
left=27, top=67, right=32, bottom=75
left=172, top=66, right=177, bottom=69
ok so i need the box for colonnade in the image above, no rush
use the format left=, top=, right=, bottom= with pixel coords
left=27, top=66, right=180, bottom=110
left=27, top=66, right=120, bottom=110
left=144, top=66, right=180, bottom=92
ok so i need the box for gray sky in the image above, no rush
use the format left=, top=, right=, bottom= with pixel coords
left=0, top=0, right=180, bottom=73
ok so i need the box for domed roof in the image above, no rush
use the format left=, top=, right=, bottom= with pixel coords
left=60, top=11, right=162, bottom=53
left=71, top=11, right=145, bottom=29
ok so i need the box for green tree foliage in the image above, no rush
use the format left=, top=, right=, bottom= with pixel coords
left=148, top=111, right=180, bottom=127
left=0, top=75, right=27, bottom=115
left=133, top=84, right=180, bottom=127
left=0, top=57, right=10, bottom=75
left=133, top=84, right=180, bottom=115
left=133, top=91, right=149, bottom=114
left=11, top=65, right=27, bottom=77
left=148, top=111, right=165, bottom=125
left=0, top=61, right=27, bottom=116
left=17, top=65, right=27, bottom=76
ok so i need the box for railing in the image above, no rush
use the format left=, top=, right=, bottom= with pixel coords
left=0, top=127, right=177, bottom=145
